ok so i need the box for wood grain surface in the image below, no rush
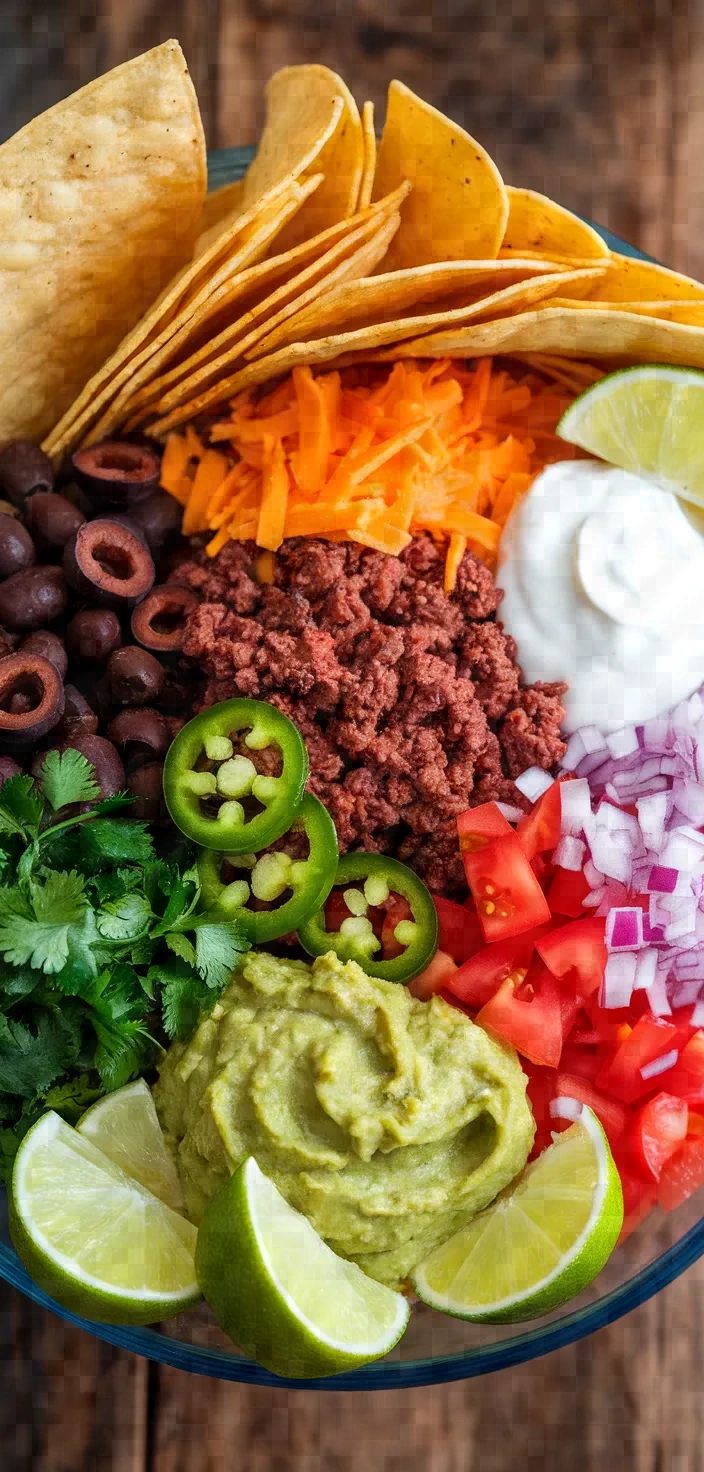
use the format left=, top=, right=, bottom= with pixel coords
left=2, top=2, right=704, bottom=1467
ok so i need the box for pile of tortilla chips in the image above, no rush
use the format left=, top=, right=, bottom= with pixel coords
left=16, top=58, right=704, bottom=465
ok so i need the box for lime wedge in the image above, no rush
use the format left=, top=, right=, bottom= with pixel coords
left=10, top=1111, right=200, bottom=1325
left=77, top=1079, right=184, bottom=1212
left=195, top=1157, right=410, bottom=1378
left=557, top=364, right=704, bottom=508
left=412, top=1106, right=623, bottom=1322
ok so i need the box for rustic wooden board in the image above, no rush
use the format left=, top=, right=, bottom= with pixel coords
left=2, top=3, right=704, bottom=1467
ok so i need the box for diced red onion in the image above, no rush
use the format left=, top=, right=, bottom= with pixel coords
left=601, top=952, right=637, bottom=1008
left=496, top=801, right=525, bottom=824
left=552, top=835, right=586, bottom=871
left=606, top=907, right=643, bottom=951
left=647, top=865, right=681, bottom=894
left=549, top=1097, right=583, bottom=1121
left=636, top=792, right=669, bottom=851
left=560, top=778, right=592, bottom=836
left=690, top=999, right=704, bottom=1027
left=606, top=726, right=639, bottom=759
left=645, top=966, right=673, bottom=1016
left=641, top=715, right=672, bottom=753
left=659, top=832, right=704, bottom=872
left=514, top=767, right=555, bottom=802
left=589, top=830, right=633, bottom=885
left=560, top=731, right=587, bottom=771
left=634, top=949, right=658, bottom=990
left=664, top=896, right=697, bottom=942
left=640, top=1048, right=679, bottom=1080
left=672, top=781, right=704, bottom=824
left=669, top=979, right=702, bottom=1007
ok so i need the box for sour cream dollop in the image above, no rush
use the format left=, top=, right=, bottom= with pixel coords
left=497, top=461, right=704, bottom=733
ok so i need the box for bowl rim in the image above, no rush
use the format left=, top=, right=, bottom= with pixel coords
left=2, top=145, right=686, bottom=1391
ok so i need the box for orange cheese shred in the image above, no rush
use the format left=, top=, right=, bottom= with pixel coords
left=161, top=356, right=593, bottom=585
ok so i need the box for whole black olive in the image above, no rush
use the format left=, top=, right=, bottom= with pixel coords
left=66, top=608, right=122, bottom=664
left=127, top=761, right=165, bottom=822
left=25, top=492, right=86, bottom=551
left=0, top=441, right=54, bottom=507
left=71, top=442, right=160, bottom=506
left=59, top=733, right=124, bottom=799
left=55, top=684, right=99, bottom=743
left=106, top=646, right=164, bottom=705
left=21, top=630, right=68, bottom=680
left=0, top=515, right=36, bottom=578
left=130, top=492, right=182, bottom=554
left=0, top=566, right=67, bottom=630
left=106, top=707, right=170, bottom=768
left=63, top=520, right=154, bottom=607
left=0, top=756, right=21, bottom=783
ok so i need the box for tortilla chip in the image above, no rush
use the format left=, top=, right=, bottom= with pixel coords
left=585, top=253, right=704, bottom=302
left=194, top=178, right=245, bottom=255
left=85, top=208, right=401, bottom=443
left=0, top=40, right=206, bottom=448
left=531, top=296, right=704, bottom=326
left=501, top=187, right=610, bottom=260
left=357, top=103, right=377, bottom=210
left=247, top=260, right=606, bottom=360
left=242, top=66, right=364, bottom=251
left=143, top=268, right=607, bottom=438
left=370, top=80, right=508, bottom=268
left=61, top=178, right=325, bottom=456
left=124, top=197, right=407, bottom=426
left=43, top=169, right=315, bottom=458
left=354, top=305, right=704, bottom=367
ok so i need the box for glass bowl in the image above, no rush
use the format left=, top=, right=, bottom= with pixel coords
left=2, top=146, right=699, bottom=1389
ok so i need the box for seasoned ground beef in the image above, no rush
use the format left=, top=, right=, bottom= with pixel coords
left=177, top=536, right=566, bottom=898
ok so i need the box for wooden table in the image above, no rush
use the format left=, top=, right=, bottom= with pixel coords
left=2, top=3, right=704, bottom=1466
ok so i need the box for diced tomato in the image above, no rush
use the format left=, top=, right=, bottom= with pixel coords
left=325, top=890, right=353, bottom=932
left=596, top=1014, right=680, bottom=1104
left=555, top=1073, right=629, bottom=1144
left=559, top=1041, right=601, bottom=1083
left=522, top=1062, right=558, bottom=1160
left=530, top=852, right=555, bottom=889
left=516, top=778, right=564, bottom=860
left=623, top=1093, right=689, bottom=1181
left=547, top=866, right=590, bottom=919
left=462, top=832, right=551, bottom=943
left=661, top=1031, right=704, bottom=1106
left=457, top=802, right=513, bottom=853
left=614, top=1162, right=658, bottom=1243
left=658, top=1138, right=704, bottom=1212
left=432, top=895, right=484, bottom=963
left=447, top=925, right=552, bottom=1009
left=536, top=917, right=607, bottom=999
left=408, top=950, right=458, bottom=1001
left=381, top=894, right=412, bottom=960
left=476, top=967, right=563, bottom=1067
left=686, top=1110, right=704, bottom=1139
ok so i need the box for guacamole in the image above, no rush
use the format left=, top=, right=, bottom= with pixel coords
left=153, top=951, right=534, bottom=1287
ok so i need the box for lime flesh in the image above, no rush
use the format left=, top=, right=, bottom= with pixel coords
left=195, top=1157, right=410, bottom=1378
left=10, top=1111, right=200, bottom=1325
left=77, top=1079, right=184, bottom=1212
left=557, top=364, right=704, bottom=508
left=412, top=1107, right=623, bottom=1323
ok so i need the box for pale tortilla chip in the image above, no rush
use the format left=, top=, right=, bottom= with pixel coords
left=247, top=259, right=605, bottom=359
left=242, top=66, right=364, bottom=251
left=61, top=178, right=324, bottom=456
left=501, top=187, right=610, bottom=260
left=354, top=305, right=704, bottom=367
left=531, top=297, right=704, bottom=326
left=357, top=103, right=377, bottom=211
left=585, top=253, right=704, bottom=302
left=143, top=267, right=607, bottom=438
left=124, top=194, right=408, bottom=426
left=0, top=40, right=206, bottom=447
left=370, top=80, right=508, bottom=268
left=194, top=178, right=245, bottom=255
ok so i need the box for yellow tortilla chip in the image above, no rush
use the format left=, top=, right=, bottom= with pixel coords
left=194, top=178, right=245, bottom=255
left=143, top=267, right=607, bottom=439
left=585, top=253, right=704, bottom=302
left=0, top=40, right=206, bottom=448
left=43, top=170, right=314, bottom=458
left=354, top=305, right=704, bottom=367
left=531, top=297, right=704, bottom=326
left=242, top=66, right=364, bottom=251
left=371, top=80, right=508, bottom=268
left=62, top=178, right=324, bottom=455
left=247, top=259, right=606, bottom=360
left=357, top=103, right=377, bottom=211
left=501, top=188, right=610, bottom=260
left=124, top=195, right=408, bottom=426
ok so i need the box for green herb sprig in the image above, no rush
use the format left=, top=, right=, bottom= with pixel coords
left=0, top=751, right=249, bottom=1178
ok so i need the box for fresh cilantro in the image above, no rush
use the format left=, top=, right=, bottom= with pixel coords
left=0, top=748, right=252, bottom=1149
left=37, top=750, right=100, bottom=811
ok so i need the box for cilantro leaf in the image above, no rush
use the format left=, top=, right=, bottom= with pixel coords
left=79, top=820, right=155, bottom=867
left=38, top=750, right=100, bottom=810
left=149, top=960, right=212, bottom=1041
left=31, top=870, right=87, bottom=925
left=42, top=1074, right=102, bottom=1124
left=164, top=932, right=196, bottom=966
left=0, top=775, right=43, bottom=836
left=0, top=1012, right=77, bottom=1097
left=0, top=873, right=87, bottom=975
left=193, top=918, right=250, bottom=989
left=96, top=893, right=153, bottom=942
left=90, top=792, right=135, bottom=817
